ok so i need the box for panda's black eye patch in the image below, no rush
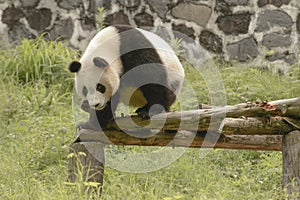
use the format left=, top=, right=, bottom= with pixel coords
left=96, top=83, right=106, bottom=93
left=82, top=86, right=88, bottom=97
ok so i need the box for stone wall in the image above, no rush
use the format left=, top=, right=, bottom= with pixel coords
left=1, top=0, right=299, bottom=65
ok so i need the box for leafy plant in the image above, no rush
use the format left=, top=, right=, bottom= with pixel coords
left=0, top=35, right=78, bottom=90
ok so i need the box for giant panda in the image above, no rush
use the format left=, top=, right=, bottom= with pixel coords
left=69, top=25, right=185, bottom=130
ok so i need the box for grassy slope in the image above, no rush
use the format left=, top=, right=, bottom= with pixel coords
left=0, top=37, right=299, bottom=199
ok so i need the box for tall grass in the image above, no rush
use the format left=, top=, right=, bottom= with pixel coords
left=0, top=35, right=78, bottom=90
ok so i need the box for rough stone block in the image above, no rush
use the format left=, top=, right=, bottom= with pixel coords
left=57, top=0, right=82, bottom=10
left=26, top=8, right=52, bottom=31
left=227, top=37, right=259, bottom=62
left=297, top=14, right=300, bottom=34
left=48, top=18, right=74, bottom=40
left=88, top=0, right=111, bottom=13
left=118, top=0, right=140, bottom=11
left=172, top=24, right=195, bottom=40
left=81, top=16, right=96, bottom=31
left=134, top=11, right=154, bottom=27
left=215, top=0, right=232, bottom=15
left=199, top=30, right=223, bottom=53
left=262, top=33, right=291, bottom=48
left=257, top=0, right=290, bottom=7
left=172, top=3, right=212, bottom=26
left=256, top=10, right=292, bottom=32
left=19, top=0, right=40, bottom=8
left=216, top=12, right=252, bottom=35
left=2, top=6, right=24, bottom=27
left=8, top=23, right=36, bottom=44
left=146, top=0, right=169, bottom=19
left=224, top=0, right=248, bottom=5
left=265, top=51, right=295, bottom=64
left=104, top=11, right=130, bottom=26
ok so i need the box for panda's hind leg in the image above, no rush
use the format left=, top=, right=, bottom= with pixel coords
left=136, top=84, right=176, bottom=119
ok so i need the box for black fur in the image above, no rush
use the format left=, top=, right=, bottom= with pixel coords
left=93, top=57, right=108, bottom=68
left=69, top=61, right=81, bottom=73
left=81, top=25, right=178, bottom=130
left=114, top=25, right=176, bottom=118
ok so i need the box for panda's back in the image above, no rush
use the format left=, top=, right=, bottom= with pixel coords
left=83, top=25, right=183, bottom=80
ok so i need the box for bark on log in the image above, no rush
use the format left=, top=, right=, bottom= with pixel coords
left=76, top=129, right=283, bottom=151
left=68, top=142, right=105, bottom=195
left=108, top=116, right=294, bottom=135
left=283, top=131, right=300, bottom=198
left=73, top=97, right=300, bottom=151
left=106, top=97, right=300, bottom=133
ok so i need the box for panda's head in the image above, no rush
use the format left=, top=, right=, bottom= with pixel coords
left=69, top=56, right=120, bottom=110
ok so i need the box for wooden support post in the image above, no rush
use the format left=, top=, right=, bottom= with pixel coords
left=282, top=130, right=300, bottom=198
left=68, top=141, right=105, bottom=195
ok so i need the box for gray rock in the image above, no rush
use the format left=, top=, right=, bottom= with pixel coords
left=262, top=33, right=291, bottom=48
left=294, top=0, right=300, bottom=8
left=56, top=0, right=82, bottom=10
left=216, top=12, right=252, bottom=35
left=1, top=6, right=24, bottom=27
left=104, top=11, right=130, bottom=26
left=134, top=11, right=154, bottom=27
left=172, top=24, right=195, bottom=40
left=26, top=8, right=52, bottom=31
left=8, top=23, right=36, bottom=44
left=265, top=51, right=295, bottom=64
left=88, top=0, right=111, bottom=13
left=256, top=10, right=292, bottom=32
left=172, top=3, right=212, bottom=26
left=199, top=30, right=223, bottom=53
left=227, top=37, right=259, bottom=62
left=81, top=16, right=96, bottom=31
left=19, top=0, right=40, bottom=8
left=215, top=0, right=232, bottom=15
left=48, top=17, right=74, bottom=40
left=257, top=0, right=290, bottom=7
left=224, top=0, right=248, bottom=5
left=146, top=0, right=170, bottom=19
left=118, top=0, right=140, bottom=11
left=297, top=14, right=300, bottom=33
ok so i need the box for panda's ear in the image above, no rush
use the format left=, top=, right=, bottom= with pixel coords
left=93, top=57, right=108, bottom=68
left=69, top=61, right=81, bottom=73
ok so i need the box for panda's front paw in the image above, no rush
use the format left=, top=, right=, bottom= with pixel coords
left=136, top=105, right=164, bottom=120
left=136, top=108, right=150, bottom=120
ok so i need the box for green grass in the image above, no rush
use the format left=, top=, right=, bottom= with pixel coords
left=0, top=37, right=299, bottom=199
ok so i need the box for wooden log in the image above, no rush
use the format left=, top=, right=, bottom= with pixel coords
left=282, top=131, right=300, bottom=198
left=106, top=97, right=300, bottom=133
left=68, top=142, right=105, bottom=195
left=75, top=129, right=283, bottom=151
left=107, top=116, right=294, bottom=135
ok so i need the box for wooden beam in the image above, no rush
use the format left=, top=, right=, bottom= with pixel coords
left=106, top=97, right=300, bottom=134
left=68, top=142, right=105, bottom=195
left=75, top=129, right=283, bottom=151
left=73, top=97, right=300, bottom=151
left=107, top=116, right=294, bottom=135
left=282, top=131, right=300, bottom=198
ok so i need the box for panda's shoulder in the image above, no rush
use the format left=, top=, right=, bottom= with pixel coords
left=90, top=26, right=119, bottom=45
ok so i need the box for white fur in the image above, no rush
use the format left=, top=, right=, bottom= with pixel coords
left=75, top=26, right=184, bottom=110
left=75, top=26, right=122, bottom=109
